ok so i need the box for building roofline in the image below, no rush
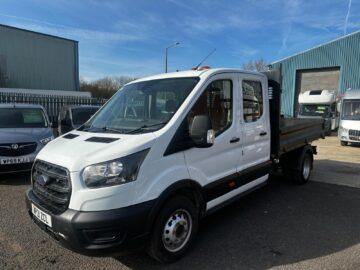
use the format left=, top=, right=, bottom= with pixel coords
left=272, top=29, right=360, bottom=64
left=0, top=23, right=78, bottom=43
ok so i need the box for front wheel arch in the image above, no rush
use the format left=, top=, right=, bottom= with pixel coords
left=146, top=180, right=205, bottom=232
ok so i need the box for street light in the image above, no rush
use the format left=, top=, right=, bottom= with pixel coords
left=165, top=41, right=180, bottom=73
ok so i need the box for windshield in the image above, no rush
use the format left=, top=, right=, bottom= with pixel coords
left=81, top=77, right=199, bottom=133
left=299, top=104, right=330, bottom=117
left=0, top=108, right=47, bottom=128
left=72, top=107, right=99, bottom=125
left=341, top=99, right=360, bottom=120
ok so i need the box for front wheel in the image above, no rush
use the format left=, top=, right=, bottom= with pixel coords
left=340, top=141, right=348, bottom=146
left=147, top=196, right=199, bottom=263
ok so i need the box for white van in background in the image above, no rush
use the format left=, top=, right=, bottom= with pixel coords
left=298, top=89, right=339, bottom=134
left=338, top=89, right=360, bottom=146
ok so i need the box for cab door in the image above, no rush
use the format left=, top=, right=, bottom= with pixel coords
left=238, top=74, right=271, bottom=174
left=184, top=74, right=241, bottom=188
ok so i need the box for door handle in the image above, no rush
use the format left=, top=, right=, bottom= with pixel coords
left=259, top=131, right=267, bottom=136
left=230, top=137, right=240, bottom=143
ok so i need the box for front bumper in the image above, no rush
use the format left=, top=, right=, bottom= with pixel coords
left=25, top=189, right=155, bottom=256
left=0, top=150, right=40, bottom=174
left=0, top=162, right=33, bottom=174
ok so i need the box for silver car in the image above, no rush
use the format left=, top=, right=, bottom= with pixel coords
left=0, top=104, right=54, bottom=174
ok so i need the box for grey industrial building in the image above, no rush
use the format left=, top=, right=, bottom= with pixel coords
left=0, top=24, right=79, bottom=91
left=272, top=30, right=360, bottom=116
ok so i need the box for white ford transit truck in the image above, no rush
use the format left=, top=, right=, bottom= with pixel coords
left=26, top=67, right=324, bottom=263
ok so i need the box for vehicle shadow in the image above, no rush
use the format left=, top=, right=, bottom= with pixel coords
left=0, top=172, right=31, bottom=185
left=115, top=177, right=360, bottom=269
left=312, top=159, right=360, bottom=188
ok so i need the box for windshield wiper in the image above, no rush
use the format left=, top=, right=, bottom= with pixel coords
left=81, top=126, right=124, bottom=134
left=125, top=122, right=167, bottom=134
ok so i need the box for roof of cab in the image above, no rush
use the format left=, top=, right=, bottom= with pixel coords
left=343, top=89, right=360, bottom=99
left=0, top=103, right=45, bottom=109
left=130, top=68, right=266, bottom=84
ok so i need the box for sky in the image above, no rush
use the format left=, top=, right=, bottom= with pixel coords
left=0, top=0, right=359, bottom=81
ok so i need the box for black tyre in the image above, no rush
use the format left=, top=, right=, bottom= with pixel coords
left=293, top=151, right=312, bottom=184
left=147, top=196, right=199, bottom=263
left=282, top=146, right=313, bottom=185
left=340, top=141, right=348, bottom=146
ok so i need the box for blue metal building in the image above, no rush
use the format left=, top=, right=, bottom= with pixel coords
left=272, top=30, right=360, bottom=116
left=0, top=24, right=79, bottom=91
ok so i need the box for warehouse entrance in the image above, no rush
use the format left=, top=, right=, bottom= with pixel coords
left=294, top=67, right=340, bottom=115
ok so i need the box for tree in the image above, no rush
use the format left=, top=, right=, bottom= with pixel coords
left=80, top=76, right=136, bottom=99
left=241, top=59, right=269, bottom=72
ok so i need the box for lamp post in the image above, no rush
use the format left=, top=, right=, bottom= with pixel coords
left=165, top=42, right=180, bottom=73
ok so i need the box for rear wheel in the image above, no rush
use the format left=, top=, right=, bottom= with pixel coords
left=340, top=141, right=348, bottom=146
left=147, top=196, right=198, bottom=263
left=283, top=146, right=313, bottom=185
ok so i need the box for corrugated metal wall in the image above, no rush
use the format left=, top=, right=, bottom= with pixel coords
left=272, top=30, right=360, bottom=116
left=0, top=25, right=79, bottom=91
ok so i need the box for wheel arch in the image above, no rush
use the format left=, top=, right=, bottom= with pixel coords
left=146, top=180, right=205, bottom=231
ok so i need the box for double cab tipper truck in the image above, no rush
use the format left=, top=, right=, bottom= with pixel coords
left=26, top=67, right=324, bottom=263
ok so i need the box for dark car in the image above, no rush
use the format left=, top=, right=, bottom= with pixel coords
left=58, top=106, right=100, bottom=135
left=0, top=104, right=54, bottom=174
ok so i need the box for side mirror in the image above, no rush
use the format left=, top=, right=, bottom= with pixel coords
left=189, top=115, right=215, bottom=147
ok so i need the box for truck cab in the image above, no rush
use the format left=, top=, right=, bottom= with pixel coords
left=298, top=89, right=339, bottom=134
left=338, top=89, right=360, bottom=146
left=25, top=68, right=322, bottom=263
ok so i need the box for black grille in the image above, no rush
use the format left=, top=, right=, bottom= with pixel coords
left=32, top=160, right=71, bottom=215
left=0, top=162, right=33, bottom=173
left=0, top=142, right=37, bottom=156
left=349, top=129, right=360, bottom=141
left=85, top=137, right=119, bottom=143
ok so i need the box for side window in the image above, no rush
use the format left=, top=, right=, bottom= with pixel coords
left=242, top=80, right=263, bottom=122
left=188, top=80, right=232, bottom=135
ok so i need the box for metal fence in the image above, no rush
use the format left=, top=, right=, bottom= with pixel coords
left=0, top=92, right=107, bottom=123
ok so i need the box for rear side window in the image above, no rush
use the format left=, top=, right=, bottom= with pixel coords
left=242, top=80, right=263, bottom=122
left=188, top=79, right=232, bottom=135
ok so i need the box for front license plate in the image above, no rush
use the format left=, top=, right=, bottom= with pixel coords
left=32, top=204, right=52, bottom=227
left=0, top=156, right=31, bottom=165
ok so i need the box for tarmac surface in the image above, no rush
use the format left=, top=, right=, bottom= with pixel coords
left=0, top=136, right=360, bottom=270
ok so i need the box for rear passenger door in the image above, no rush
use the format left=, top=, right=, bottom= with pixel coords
left=239, top=74, right=270, bottom=174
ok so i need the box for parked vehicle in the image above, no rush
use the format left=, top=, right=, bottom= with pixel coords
left=0, top=104, right=54, bottom=174
left=338, top=89, right=360, bottom=146
left=58, top=105, right=100, bottom=135
left=25, top=68, right=324, bottom=263
left=298, top=89, right=339, bottom=134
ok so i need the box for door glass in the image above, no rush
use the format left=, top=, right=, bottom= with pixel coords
left=188, top=80, right=232, bottom=135
left=242, top=80, right=263, bottom=122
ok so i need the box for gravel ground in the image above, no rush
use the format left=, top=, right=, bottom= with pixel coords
left=0, top=136, right=360, bottom=270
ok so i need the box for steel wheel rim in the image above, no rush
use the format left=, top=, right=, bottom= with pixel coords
left=303, top=155, right=311, bottom=179
left=162, top=209, right=192, bottom=253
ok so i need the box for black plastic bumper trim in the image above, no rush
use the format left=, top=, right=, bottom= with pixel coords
left=25, top=189, right=155, bottom=256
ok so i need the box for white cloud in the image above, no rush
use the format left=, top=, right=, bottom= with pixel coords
left=344, top=0, right=352, bottom=35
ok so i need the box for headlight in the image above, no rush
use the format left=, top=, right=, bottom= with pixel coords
left=339, top=127, right=348, bottom=134
left=40, top=136, right=54, bottom=145
left=82, top=149, right=149, bottom=188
